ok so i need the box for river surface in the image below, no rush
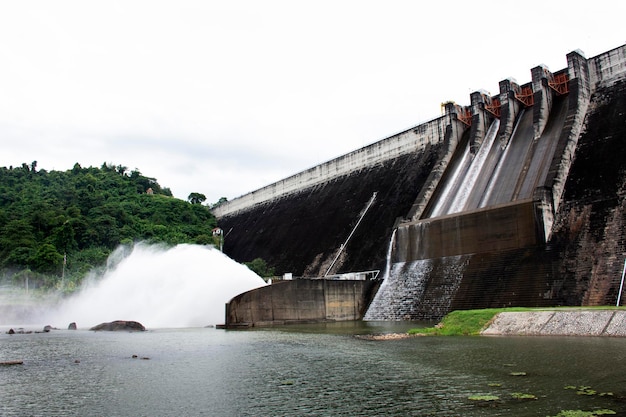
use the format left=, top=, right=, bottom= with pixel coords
left=2, top=322, right=626, bottom=417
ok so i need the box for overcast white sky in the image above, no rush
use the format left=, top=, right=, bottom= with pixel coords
left=1, top=1, right=623, bottom=204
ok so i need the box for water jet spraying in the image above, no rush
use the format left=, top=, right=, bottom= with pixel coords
left=43, top=243, right=267, bottom=329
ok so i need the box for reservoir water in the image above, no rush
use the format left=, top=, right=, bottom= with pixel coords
left=2, top=322, right=626, bottom=417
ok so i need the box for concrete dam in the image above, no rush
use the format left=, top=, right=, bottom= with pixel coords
left=214, top=44, right=626, bottom=325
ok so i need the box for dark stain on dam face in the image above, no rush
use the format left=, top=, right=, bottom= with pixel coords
left=217, top=45, right=626, bottom=323
left=218, top=142, right=445, bottom=277
left=549, top=78, right=626, bottom=306
left=561, top=81, right=626, bottom=204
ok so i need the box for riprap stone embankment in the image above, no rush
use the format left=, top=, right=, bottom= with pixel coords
left=481, top=310, right=626, bottom=336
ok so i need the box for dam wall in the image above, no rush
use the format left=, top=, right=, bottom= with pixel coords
left=212, top=114, right=457, bottom=218
left=217, top=44, right=626, bottom=324
left=215, top=115, right=467, bottom=278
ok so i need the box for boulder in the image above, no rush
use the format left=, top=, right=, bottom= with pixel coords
left=6, top=328, right=32, bottom=334
left=89, top=320, right=146, bottom=332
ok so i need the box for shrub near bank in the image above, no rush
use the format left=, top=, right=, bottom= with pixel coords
left=407, top=308, right=511, bottom=336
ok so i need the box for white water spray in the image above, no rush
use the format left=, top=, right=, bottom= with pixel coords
left=429, top=139, right=472, bottom=218
left=446, top=118, right=500, bottom=214
left=44, top=243, right=267, bottom=329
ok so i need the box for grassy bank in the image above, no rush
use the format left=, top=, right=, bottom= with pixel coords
left=408, top=306, right=626, bottom=336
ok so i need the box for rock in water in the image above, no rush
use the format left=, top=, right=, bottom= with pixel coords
left=0, top=360, right=23, bottom=366
left=68, top=322, right=77, bottom=330
left=89, top=320, right=146, bottom=332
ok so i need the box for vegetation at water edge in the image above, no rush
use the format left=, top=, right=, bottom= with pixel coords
left=407, top=308, right=522, bottom=336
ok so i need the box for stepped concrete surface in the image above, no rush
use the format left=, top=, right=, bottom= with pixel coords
left=482, top=310, right=626, bottom=336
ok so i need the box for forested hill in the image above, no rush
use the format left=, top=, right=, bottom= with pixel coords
left=0, top=161, right=217, bottom=290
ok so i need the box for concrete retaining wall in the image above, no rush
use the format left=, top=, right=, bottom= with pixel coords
left=482, top=310, right=626, bottom=336
left=224, top=279, right=380, bottom=327
left=394, top=200, right=542, bottom=262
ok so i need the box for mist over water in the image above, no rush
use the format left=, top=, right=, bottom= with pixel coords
left=42, top=243, right=267, bottom=329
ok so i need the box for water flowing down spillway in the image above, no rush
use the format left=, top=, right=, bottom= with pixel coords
left=447, top=119, right=501, bottom=213
left=363, top=260, right=433, bottom=320
left=429, top=119, right=501, bottom=217
left=44, top=243, right=267, bottom=329
left=364, top=254, right=469, bottom=320
left=364, top=217, right=470, bottom=321
left=427, top=136, right=473, bottom=218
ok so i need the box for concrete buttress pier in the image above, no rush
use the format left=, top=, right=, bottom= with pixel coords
left=216, top=44, right=626, bottom=324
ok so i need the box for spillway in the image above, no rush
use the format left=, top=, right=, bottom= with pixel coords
left=427, top=118, right=501, bottom=217
left=515, top=96, right=568, bottom=199
left=421, top=91, right=568, bottom=221
left=479, top=108, right=535, bottom=207
left=365, top=65, right=581, bottom=320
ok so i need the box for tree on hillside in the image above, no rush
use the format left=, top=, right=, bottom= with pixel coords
left=187, top=192, right=207, bottom=205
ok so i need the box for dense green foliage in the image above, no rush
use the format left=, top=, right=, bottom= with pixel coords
left=0, top=161, right=217, bottom=290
